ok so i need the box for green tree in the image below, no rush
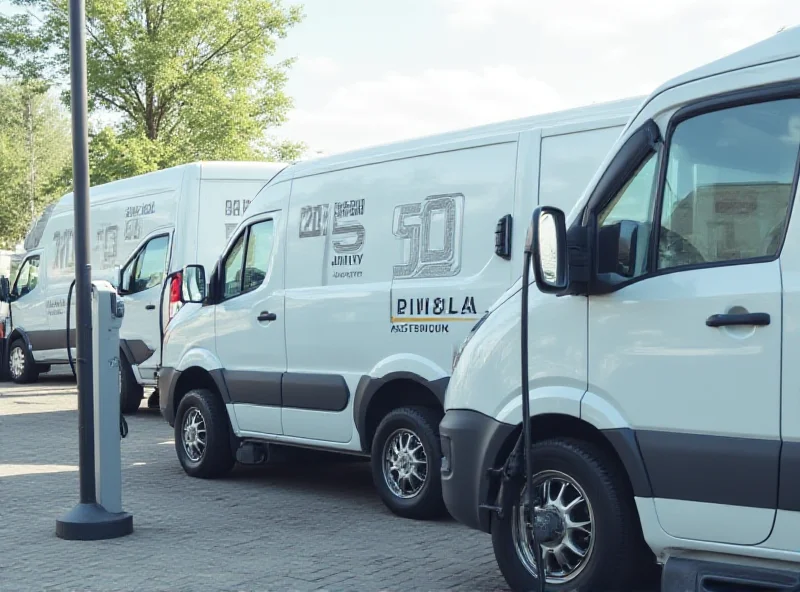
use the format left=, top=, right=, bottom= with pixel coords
left=0, top=82, right=72, bottom=248
left=2, top=0, right=305, bottom=184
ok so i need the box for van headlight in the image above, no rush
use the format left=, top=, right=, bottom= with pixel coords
left=452, top=310, right=491, bottom=371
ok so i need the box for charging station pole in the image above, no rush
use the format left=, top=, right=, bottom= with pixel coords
left=55, top=0, right=132, bottom=540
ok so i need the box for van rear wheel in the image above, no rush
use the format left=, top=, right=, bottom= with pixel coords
left=9, top=339, right=38, bottom=384
left=174, top=388, right=235, bottom=479
left=490, top=438, right=651, bottom=592
left=370, top=406, right=446, bottom=520
left=119, top=354, right=143, bottom=415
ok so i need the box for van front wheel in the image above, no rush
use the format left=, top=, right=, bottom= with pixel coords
left=9, top=339, right=38, bottom=384
left=491, top=438, right=648, bottom=592
left=370, top=406, right=446, bottom=520
left=174, top=388, right=235, bottom=479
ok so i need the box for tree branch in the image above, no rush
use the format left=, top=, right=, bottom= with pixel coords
left=85, top=20, right=147, bottom=117
left=93, top=91, right=139, bottom=120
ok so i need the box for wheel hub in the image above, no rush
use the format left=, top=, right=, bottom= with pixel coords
left=532, top=506, right=565, bottom=544
left=382, top=428, right=428, bottom=499
left=10, top=347, right=24, bottom=378
left=181, top=408, right=207, bottom=463
left=512, top=470, right=595, bottom=584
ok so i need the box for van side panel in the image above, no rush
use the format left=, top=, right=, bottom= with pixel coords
left=538, top=125, right=626, bottom=214
left=388, top=142, right=518, bottom=372
left=281, top=142, right=518, bottom=444
left=281, top=164, right=398, bottom=443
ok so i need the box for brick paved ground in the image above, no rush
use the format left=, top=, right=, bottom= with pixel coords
left=0, top=372, right=660, bottom=592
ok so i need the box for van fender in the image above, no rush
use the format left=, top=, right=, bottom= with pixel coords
left=579, top=389, right=653, bottom=498
left=353, top=354, right=450, bottom=452
left=494, top=384, right=584, bottom=425
left=579, top=389, right=632, bottom=431
left=497, top=387, right=653, bottom=499
left=175, top=347, right=223, bottom=374
left=8, top=327, right=33, bottom=352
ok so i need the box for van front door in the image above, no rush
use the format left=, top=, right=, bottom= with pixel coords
left=119, top=232, right=170, bottom=381
left=214, top=213, right=286, bottom=436
left=9, top=253, right=48, bottom=360
left=587, top=96, right=800, bottom=545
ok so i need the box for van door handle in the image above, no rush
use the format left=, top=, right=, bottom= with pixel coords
left=145, top=304, right=156, bottom=311
left=257, top=311, right=277, bottom=322
left=706, top=312, right=770, bottom=327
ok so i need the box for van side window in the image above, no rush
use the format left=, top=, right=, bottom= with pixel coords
left=13, top=256, right=40, bottom=297
left=243, top=221, right=274, bottom=292
left=122, top=235, right=169, bottom=294
left=222, top=233, right=246, bottom=299
left=657, top=99, right=800, bottom=271
left=597, top=152, right=659, bottom=279
left=222, top=219, right=274, bottom=300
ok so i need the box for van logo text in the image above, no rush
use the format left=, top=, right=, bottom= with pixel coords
left=395, top=296, right=477, bottom=317
left=125, top=201, right=156, bottom=218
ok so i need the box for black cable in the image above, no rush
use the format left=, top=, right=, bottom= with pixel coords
left=521, top=251, right=546, bottom=592
left=66, top=279, right=76, bottom=378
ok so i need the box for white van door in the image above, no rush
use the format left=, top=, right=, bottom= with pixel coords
left=118, top=231, right=171, bottom=378
left=9, top=252, right=47, bottom=349
left=214, top=213, right=286, bottom=435
left=587, top=95, right=798, bottom=545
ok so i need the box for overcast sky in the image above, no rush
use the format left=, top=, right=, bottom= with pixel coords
left=273, top=0, right=800, bottom=156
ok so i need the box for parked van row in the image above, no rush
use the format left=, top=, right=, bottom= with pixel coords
left=0, top=161, right=286, bottom=415
left=6, top=25, right=800, bottom=592
left=154, top=98, right=641, bottom=520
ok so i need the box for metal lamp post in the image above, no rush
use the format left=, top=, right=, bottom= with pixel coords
left=55, top=0, right=133, bottom=541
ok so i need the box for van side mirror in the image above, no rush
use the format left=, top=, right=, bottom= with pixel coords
left=181, top=265, right=206, bottom=304
left=597, top=220, right=639, bottom=279
left=112, top=264, right=121, bottom=290
left=0, top=277, right=9, bottom=302
left=527, top=206, right=568, bottom=294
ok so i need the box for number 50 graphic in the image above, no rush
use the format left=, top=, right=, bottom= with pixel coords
left=392, top=193, right=464, bottom=280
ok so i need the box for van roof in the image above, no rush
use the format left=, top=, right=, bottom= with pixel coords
left=22, top=161, right=286, bottom=251
left=51, top=161, right=286, bottom=211
left=641, top=26, right=800, bottom=116
left=278, top=96, right=645, bottom=180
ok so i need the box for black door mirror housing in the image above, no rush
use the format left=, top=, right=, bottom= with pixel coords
left=181, top=265, right=206, bottom=304
left=527, top=206, right=568, bottom=294
left=597, top=219, right=640, bottom=279
left=0, top=276, right=9, bottom=302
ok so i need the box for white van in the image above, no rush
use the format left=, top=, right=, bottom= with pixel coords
left=440, top=26, right=800, bottom=592
left=156, top=99, right=642, bottom=519
left=0, top=161, right=286, bottom=415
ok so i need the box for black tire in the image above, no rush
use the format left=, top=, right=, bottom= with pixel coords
left=491, top=438, right=652, bottom=592
left=174, top=388, right=235, bottom=479
left=119, top=354, right=143, bottom=415
left=8, top=339, right=38, bottom=384
left=370, top=406, right=446, bottom=520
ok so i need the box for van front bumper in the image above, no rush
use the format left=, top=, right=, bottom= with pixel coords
left=439, top=409, right=516, bottom=534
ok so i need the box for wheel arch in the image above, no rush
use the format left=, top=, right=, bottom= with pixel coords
left=489, top=413, right=654, bottom=518
left=8, top=327, right=32, bottom=353
left=354, top=372, right=448, bottom=453
left=171, top=366, right=231, bottom=424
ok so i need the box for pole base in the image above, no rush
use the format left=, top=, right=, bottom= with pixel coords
left=56, top=502, right=133, bottom=540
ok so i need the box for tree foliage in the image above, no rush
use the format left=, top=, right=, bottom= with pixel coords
left=0, top=82, right=72, bottom=249
left=1, top=0, right=305, bottom=184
